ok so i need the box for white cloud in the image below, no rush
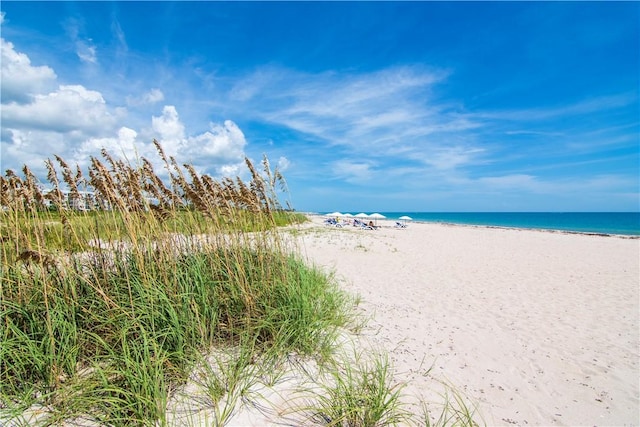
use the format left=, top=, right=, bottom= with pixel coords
left=231, top=66, right=448, bottom=133
left=151, top=106, right=186, bottom=151
left=423, top=146, right=486, bottom=171
left=263, top=67, right=447, bottom=139
left=0, top=34, right=248, bottom=182
left=111, top=19, right=128, bottom=52
left=186, top=120, right=246, bottom=161
left=148, top=108, right=247, bottom=176
left=1, top=32, right=105, bottom=129
left=277, top=156, right=290, bottom=172
left=144, top=88, right=164, bottom=104
left=479, top=92, right=637, bottom=122
left=2, top=85, right=119, bottom=134
left=73, top=127, right=141, bottom=166
left=219, top=64, right=637, bottom=194
left=218, top=164, right=242, bottom=177
left=224, top=65, right=486, bottom=176
left=69, top=116, right=248, bottom=179
left=1, top=38, right=57, bottom=103
left=127, top=88, right=164, bottom=106
left=332, top=160, right=374, bottom=183
left=63, top=17, right=98, bottom=64
left=2, top=129, right=66, bottom=176
left=76, top=39, right=97, bottom=64
left=181, top=120, right=247, bottom=175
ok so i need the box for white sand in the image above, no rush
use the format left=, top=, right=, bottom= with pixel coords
left=292, top=216, right=639, bottom=426
left=162, top=216, right=638, bottom=426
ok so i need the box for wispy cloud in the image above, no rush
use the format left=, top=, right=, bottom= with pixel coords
left=222, top=65, right=488, bottom=176
left=76, top=40, right=97, bottom=64
left=424, top=146, right=486, bottom=171
left=504, top=130, right=564, bottom=137
left=478, top=92, right=637, bottom=122
left=64, top=17, right=98, bottom=64
left=255, top=67, right=452, bottom=145
left=210, top=63, right=637, bottom=193
left=127, top=88, right=165, bottom=106
left=331, top=160, right=376, bottom=183
left=475, top=173, right=638, bottom=196
left=111, top=19, right=128, bottom=53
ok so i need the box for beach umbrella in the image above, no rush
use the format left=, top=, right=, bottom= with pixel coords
left=399, top=215, right=412, bottom=225
left=325, top=212, right=343, bottom=217
left=353, top=213, right=369, bottom=226
left=369, top=212, right=386, bottom=225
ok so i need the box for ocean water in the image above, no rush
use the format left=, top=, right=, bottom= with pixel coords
left=323, top=212, right=640, bottom=236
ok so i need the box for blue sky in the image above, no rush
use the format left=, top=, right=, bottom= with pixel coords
left=1, top=2, right=638, bottom=212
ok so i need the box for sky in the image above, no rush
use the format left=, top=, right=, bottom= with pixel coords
left=1, top=1, right=638, bottom=213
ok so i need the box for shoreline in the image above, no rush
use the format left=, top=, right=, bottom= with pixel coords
left=305, top=212, right=640, bottom=238
left=294, top=215, right=640, bottom=426
left=308, top=214, right=640, bottom=239
left=408, top=221, right=640, bottom=239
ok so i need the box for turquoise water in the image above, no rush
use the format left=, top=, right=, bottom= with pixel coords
left=321, top=212, right=640, bottom=236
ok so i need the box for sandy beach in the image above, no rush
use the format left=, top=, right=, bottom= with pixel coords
left=290, top=215, right=639, bottom=426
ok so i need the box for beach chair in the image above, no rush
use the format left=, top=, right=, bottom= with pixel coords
left=324, top=218, right=344, bottom=228
left=395, top=221, right=407, bottom=228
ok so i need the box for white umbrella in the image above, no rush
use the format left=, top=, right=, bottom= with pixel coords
left=325, top=211, right=343, bottom=217
left=369, top=212, right=386, bottom=226
left=398, top=215, right=412, bottom=226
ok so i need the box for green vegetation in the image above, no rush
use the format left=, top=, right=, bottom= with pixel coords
left=0, top=142, right=479, bottom=425
left=308, top=351, right=411, bottom=426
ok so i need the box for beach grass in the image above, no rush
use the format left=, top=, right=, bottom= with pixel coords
left=420, top=385, right=482, bottom=427
left=306, top=350, right=411, bottom=427
left=0, top=142, right=480, bottom=426
left=0, top=143, right=353, bottom=425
